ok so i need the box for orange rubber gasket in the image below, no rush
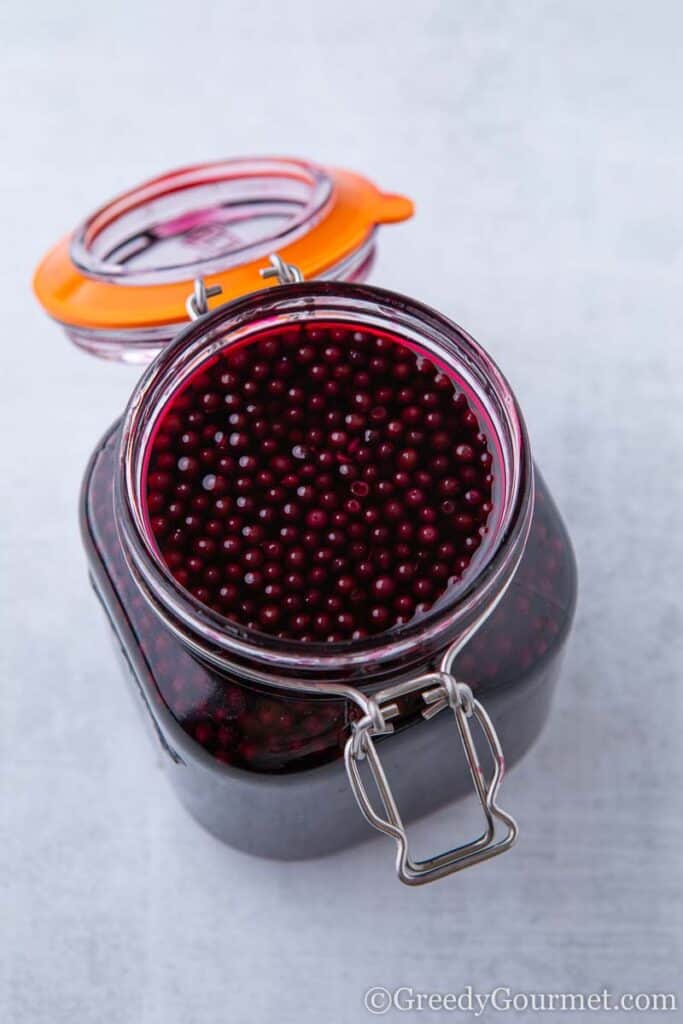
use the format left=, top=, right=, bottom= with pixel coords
left=33, top=163, right=413, bottom=331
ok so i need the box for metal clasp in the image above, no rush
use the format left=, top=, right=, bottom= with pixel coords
left=185, top=252, right=304, bottom=323
left=186, top=278, right=223, bottom=321
left=259, top=253, right=304, bottom=285
left=344, top=663, right=517, bottom=886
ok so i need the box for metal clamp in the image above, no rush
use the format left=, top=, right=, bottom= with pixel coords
left=344, top=661, right=518, bottom=886
left=259, top=253, right=304, bottom=285
left=186, top=278, right=223, bottom=321
left=185, top=252, right=303, bottom=323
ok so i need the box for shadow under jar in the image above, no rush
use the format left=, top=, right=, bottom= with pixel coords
left=81, top=281, right=577, bottom=884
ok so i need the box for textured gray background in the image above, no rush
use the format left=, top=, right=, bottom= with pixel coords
left=2, top=2, right=682, bottom=1022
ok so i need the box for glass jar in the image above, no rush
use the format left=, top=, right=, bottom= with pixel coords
left=80, top=280, right=577, bottom=885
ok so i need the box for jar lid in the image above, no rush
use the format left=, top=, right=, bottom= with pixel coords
left=33, top=156, right=413, bottom=361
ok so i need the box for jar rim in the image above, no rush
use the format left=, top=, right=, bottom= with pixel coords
left=115, top=281, right=534, bottom=677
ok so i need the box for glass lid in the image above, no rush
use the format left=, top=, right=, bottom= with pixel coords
left=70, top=159, right=334, bottom=285
left=33, top=156, right=413, bottom=362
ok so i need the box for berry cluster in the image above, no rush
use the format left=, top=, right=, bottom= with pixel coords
left=145, top=322, right=494, bottom=641
left=90, top=429, right=573, bottom=773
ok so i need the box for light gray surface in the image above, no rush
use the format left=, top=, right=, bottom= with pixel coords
left=1, top=2, right=682, bottom=1021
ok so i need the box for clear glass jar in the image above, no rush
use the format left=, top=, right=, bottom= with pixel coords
left=80, top=281, right=577, bottom=883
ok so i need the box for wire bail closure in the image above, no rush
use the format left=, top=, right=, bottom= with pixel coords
left=259, top=253, right=305, bottom=285
left=186, top=278, right=223, bottom=321
left=186, top=254, right=304, bottom=324
left=344, top=653, right=518, bottom=886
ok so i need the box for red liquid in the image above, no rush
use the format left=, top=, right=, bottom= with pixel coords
left=144, top=322, right=495, bottom=641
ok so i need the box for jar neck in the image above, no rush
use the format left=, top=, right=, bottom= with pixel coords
left=114, top=282, right=533, bottom=690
